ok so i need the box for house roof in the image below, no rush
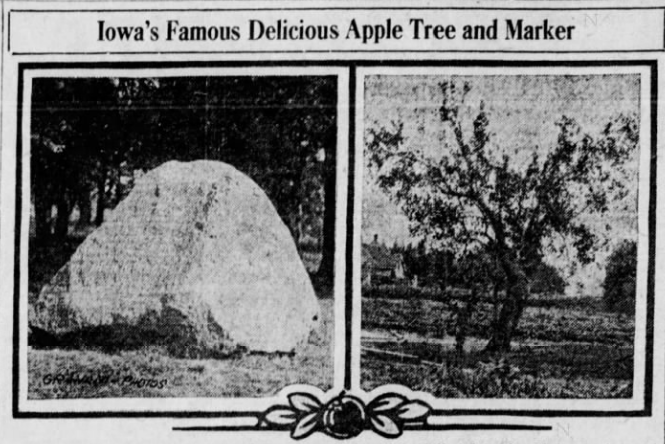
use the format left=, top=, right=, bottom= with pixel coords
left=362, top=243, right=403, bottom=271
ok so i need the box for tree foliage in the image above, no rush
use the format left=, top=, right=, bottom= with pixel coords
left=30, top=77, right=337, bottom=281
left=366, top=80, right=638, bottom=352
left=529, top=262, right=567, bottom=296
left=603, top=240, right=637, bottom=315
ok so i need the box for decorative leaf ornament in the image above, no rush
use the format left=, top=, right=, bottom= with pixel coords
left=259, top=391, right=431, bottom=439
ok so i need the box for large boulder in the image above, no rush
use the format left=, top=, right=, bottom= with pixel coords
left=30, top=160, right=320, bottom=353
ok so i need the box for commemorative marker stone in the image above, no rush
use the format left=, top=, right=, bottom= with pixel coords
left=30, top=160, right=320, bottom=354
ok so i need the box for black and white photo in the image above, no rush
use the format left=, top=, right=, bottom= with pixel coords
left=1, top=3, right=664, bottom=443
left=26, top=72, right=340, bottom=399
left=360, top=69, right=648, bottom=401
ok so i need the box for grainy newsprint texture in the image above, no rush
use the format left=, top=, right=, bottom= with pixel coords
left=28, top=76, right=337, bottom=398
left=362, top=74, right=638, bottom=399
left=0, top=2, right=663, bottom=444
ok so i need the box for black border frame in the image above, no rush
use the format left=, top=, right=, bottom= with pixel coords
left=353, top=60, right=658, bottom=419
left=12, top=59, right=657, bottom=422
left=13, top=61, right=348, bottom=419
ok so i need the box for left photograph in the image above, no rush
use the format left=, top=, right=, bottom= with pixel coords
left=25, top=73, right=338, bottom=399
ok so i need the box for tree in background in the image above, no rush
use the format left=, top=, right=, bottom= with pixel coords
left=367, top=80, right=638, bottom=352
left=30, top=76, right=337, bottom=282
left=603, top=240, right=637, bottom=315
left=31, top=78, right=160, bottom=239
left=529, top=262, right=567, bottom=296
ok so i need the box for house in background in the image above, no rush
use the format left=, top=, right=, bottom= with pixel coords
left=362, top=234, right=406, bottom=286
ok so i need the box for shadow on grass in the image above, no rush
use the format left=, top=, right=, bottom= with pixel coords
left=29, top=305, right=246, bottom=360
left=29, top=324, right=247, bottom=360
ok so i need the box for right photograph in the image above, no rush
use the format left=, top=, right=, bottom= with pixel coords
left=361, top=72, right=643, bottom=399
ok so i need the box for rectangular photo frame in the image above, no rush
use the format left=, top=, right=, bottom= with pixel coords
left=353, top=61, right=656, bottom=417
left=15, top=63, right=350, bottom=418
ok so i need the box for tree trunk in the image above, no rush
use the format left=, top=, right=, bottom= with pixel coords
left=76, top=184, right=92, bottom=228
left=95, top=169, right=106, bottom=226
left=53, top=193, right=70, bottom=239
left=33, top=193, right=52, bottom=242
left=316, top=135, right=336, bottom=285
left=455, top=287, right=479, bottom=360
left=484, top=262, right=529, bottom=353
left=112, top=170, right=123, bottom=206
left=296, top=204, right=303, bottom=248
left=492, top=283, right=500, bottom=328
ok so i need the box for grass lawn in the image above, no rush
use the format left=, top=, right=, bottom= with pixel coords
left=362, top=357, right=632, bottom=399
left=28, top=298, right=333, bottom=399
left=28, top=232, right=334, bottom=399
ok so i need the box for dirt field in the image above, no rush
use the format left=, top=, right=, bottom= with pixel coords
left=361, top=294, right=634, bottom=398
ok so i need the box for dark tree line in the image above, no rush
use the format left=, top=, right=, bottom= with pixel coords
left=603, top=240, right=637, bottom=315
left=394, top=240, right=564, bottom=297
left=31, top=76, right=337, bottom=281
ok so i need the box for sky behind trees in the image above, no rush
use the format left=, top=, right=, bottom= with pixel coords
left=362, top=74, right=641, bottom=296
left=363, top=74, right=640, bottom=245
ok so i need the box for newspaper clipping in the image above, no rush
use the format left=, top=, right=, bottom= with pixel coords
left=0, top=2, right=663, bottom=444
